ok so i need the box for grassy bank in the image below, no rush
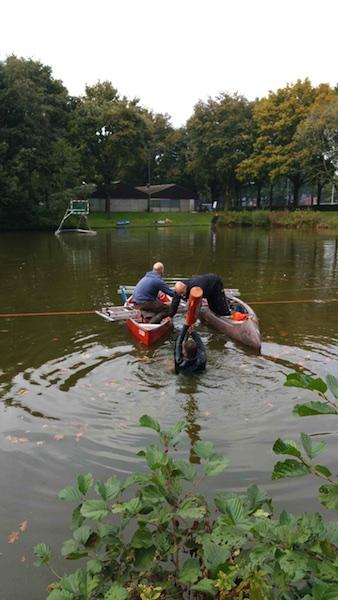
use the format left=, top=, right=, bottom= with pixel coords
left=89, top=210, right=338, bottom=230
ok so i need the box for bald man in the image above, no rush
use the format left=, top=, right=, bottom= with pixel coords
left=170, top=273, right=231, bottom=318
left=132, top=262, right=174, bottom=315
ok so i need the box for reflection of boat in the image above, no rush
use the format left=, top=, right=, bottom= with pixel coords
left=126, top=315, right=173, bottom=346
left=199, top=296, right=261, bottom=352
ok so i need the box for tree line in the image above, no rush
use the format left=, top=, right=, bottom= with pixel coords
left=0, top=55, right=337, bottom=227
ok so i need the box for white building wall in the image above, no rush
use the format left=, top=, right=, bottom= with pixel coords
left=90, top=198, right=106, bottom=211
left=110, top=199, right=148, bottom=211
left=90, top=197, right=195, bottom=212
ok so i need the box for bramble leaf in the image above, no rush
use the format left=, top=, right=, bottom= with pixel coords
left=179, top=558, right=201, bottom=584
left=175, top=459, right=197, bottom=481
left=77, top=474, right=93, bottom=496
left=130, top=527, right=154, bottom=549
left=314, top=464, right=332, bottom=478
left=58, top=485, right=82, bottom=503
left=80, top=500, right=109, bottom=520
left=73, top=526, right=92, bottom=545
left=34, top=543, right=52, bottom=566
left=177, top=498, right=206, bottom=520
left=103, top=582, right=129, bottom=600
left=301, top=432, right=326, bottom=459
left=134, top=546, right=156, bottom=570
left=326, top=374, right=338, bottom=399
left=214, top=494, right=245, bottom=524
left=191, top=578, right=217, bottom=597
left=168, top=420, right=187, bottom=437
left=319, top=484, right=338, bottom=511
left=272, top=460, right=311, bottom=479
left=144, top=445, right=168, bottom=469
left=139, top=415, right=160, bottom=432
left=205, top=455, right=230, bottom=476
left=202, top=540, right=230, bottom=573
left=95, top=476, right=121, bottom=501
left=246, top=484, right=271, bottom=513
left=47, top=590, right=73, bottom=600
left=273, top=438, right=302, bottom=458
left=61, top=539, right=87, bottom=559
left=285, top=372, right=327, bottom=393
left=193, top=441, right=215, bottom=459
left=312, top=581, right=338, bottom=599
left=293, top=402, right=337, bottom=416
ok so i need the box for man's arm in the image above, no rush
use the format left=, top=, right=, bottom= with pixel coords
left=158, top=279, right=175, bottom=297
left=169, top=293, right=181, bottom=317
left=174, top=325, right=188, bottom=372
left=191, top=331, right=207, bottom=370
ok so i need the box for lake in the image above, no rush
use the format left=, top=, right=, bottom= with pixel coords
left=0, top=226, right=338, bottom=599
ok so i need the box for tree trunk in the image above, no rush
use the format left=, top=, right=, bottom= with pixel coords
left=316, top=178, right=322, bottom=206
left=256, top=183, right=262, bottom=209
left=291, top=177, right=301, bottom=209
left=105, top=195, right=111, bottom=216
left=269, top=183, right=273, bottom=210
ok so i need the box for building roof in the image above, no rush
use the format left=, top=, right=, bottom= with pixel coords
left=136, top=184, right=196, bottom=199
left=137, top=184, right=175, bottom=194
left=91, top=181, right=197, bottom=200
left=91, top=181, right=148, bottom=199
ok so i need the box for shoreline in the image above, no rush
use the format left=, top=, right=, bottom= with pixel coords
left=1, top=209, right=338, bottom=232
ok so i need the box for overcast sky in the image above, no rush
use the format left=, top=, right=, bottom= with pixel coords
left=2, top=0, right=337, bottom=126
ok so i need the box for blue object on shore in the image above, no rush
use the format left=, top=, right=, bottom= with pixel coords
left=116, top=220, right=130, bottom=227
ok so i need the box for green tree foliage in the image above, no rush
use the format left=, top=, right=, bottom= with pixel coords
left=0, top=56, right=80, bottom=227
left=237, top=80, right=335, bottom=207
left=187, top=93, right=255, bottom=206
left=295, top=94, right=338, bottom=200
left=145, top=113, right=194, bottom=190
left=70, top=82, right=151, bottom=211
left=1, top=56, right=337, bottom=228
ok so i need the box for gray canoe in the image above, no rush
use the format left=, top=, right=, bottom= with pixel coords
left=199, top=296, right=262, bottom=352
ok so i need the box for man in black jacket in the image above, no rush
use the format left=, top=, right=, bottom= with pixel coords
left=175, top=324, right=206, bottom=374
left=170, top=273, right=231, bottom=318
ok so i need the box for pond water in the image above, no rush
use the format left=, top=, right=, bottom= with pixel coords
left=0, top=226, right=338, bottom=599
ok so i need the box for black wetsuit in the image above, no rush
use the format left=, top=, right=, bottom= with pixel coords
left=174, top=325, right=207, bottom=375
left=170, top=273, right=231, bottom=317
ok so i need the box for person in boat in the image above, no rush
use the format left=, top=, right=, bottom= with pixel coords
left=175, top=324, right=206, bottom=375
left=170, top=273, right=231, bottom=318
left=132, top=262, right=174, bottom=316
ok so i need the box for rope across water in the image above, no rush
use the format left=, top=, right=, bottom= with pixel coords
left=0, top=297, right=337, bottom=318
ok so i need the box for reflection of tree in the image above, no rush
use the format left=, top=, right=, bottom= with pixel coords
left=178, top=379, right=201, bottom=464
left=3, top=396, right=59, bottom=420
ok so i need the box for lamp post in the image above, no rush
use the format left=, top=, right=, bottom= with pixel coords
left=147, top=148, right=152, bottom=213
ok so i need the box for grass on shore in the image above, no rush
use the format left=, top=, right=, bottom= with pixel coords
left=88, top=210, right=338, bottom=230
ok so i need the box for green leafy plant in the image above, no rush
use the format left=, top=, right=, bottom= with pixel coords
left=34, top=392, right=338, bottom=599
left=272, top=372, right=338, bottom=512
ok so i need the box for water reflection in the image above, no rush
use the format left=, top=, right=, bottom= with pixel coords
left=0, top=227, right=338, bottom=599
left=177, top=378, right=202, bottom=463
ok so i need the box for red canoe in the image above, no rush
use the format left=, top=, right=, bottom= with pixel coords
left=124, top=292, right=173, bottom=345
left=125, top=315, right=173, bottom=346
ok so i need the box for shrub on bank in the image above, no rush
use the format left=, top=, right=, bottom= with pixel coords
left=34, top=372, right=338, bottom=599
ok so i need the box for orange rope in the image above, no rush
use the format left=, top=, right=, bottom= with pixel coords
left=249, top=298, right=338, bottom=305
left=0, top=310, right=96, bottom=318
left=0, top=298, right=337, bottom=318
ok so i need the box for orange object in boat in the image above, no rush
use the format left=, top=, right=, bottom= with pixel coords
left=231, top=311, right=249, bottom=321
left=185, top=286, right=203, bottom=326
